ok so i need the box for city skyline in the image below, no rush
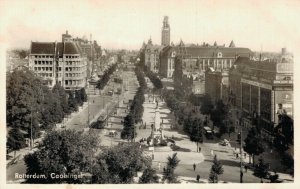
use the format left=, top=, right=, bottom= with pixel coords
left=1, top=0, right=300, bottom=52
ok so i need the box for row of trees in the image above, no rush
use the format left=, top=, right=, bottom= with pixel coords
left=162, top=89, right=204, bottom=152
left=96, top=63, right=117, bottom=90
left=23, top=128, right=185, bottom=184
left=6, top=69, right=87, bottom=156
left=121, top=67, right=146, bottom=140
left=24, top=129, right=153, bottom=183
left=142, top=66, right=163, bottom=90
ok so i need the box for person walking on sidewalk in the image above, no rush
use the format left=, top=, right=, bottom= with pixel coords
left=193, top=163, right=196, bottom=171
left=196, top=174, right=200, bottom=183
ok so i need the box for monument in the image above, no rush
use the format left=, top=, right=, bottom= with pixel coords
left=150, top=97, right=164, bottom=144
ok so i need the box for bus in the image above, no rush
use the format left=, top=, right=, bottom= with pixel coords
left=203, top=126, right=214, bottom=139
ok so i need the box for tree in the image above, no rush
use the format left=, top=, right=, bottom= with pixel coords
left=200, top=94, right=213, bottom=115
left=162, top=153, right=180, bottom=183
left=7, top=128, right=27, bottom=158
left=121, top=114, right=135, bottom=140
left=243, top=127, right=265, bottom=166
left=6, top=69, right=45, bottom=143
left=67, top=91, right=78, bottom=112
left=92, top=143, right=151, bottom=184
left=52, top=83, right=69, bottom=115
left=254, top=157, right=269, bottom=182
left=209, top=155, right=224, bottom=183
left=40, top=90, right=64, bottom=129
left=188, top=117, right=203, bottom=152
left=24, top=130, right=100, bottom=183
left=139, top=167, right=159, bottom=183
left=210, top=100, right=228, bottom=127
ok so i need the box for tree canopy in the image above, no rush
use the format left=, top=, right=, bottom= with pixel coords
left=92, top=143, right=151, bottom=184
left=243, top=126, right=265, bottom=165
left=209, top=155, right=224, bottom=183
left=24, top=130, right=100, bottom=183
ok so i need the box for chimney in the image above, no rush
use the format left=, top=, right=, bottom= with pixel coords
left=66, top=30, right=68, bottom=35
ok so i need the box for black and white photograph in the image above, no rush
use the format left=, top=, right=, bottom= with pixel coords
left=0, top=0, right=298, bottom=187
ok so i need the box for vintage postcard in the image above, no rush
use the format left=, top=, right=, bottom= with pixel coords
left=1, top=0, right=299, bottom=188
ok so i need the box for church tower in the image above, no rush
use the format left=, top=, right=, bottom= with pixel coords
left=161, top=16, right=170, bottom=46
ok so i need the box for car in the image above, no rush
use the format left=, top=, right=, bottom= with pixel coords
left=219, top=139, right=230, bottom=146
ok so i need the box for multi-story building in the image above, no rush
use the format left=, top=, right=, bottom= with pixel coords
left=141, top=38, right=163, bottom=73
left=29, top=42, right=87, bottom=90
left=161, top=16, right=170, bottom=46
left=205, top=68, right=229, bottom=103
left=159, top=40, right=252, bottom=79
left=61, top=31, right=102, bottom=78
left=228, top=51, right=293, bottom=137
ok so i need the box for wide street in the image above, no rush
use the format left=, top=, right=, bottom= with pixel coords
left=6, top=69, right=138, bottom=182
left=6, top=68, right=293, bottom=183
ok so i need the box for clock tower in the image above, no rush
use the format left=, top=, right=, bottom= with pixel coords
left=161, top=16, right=170, bottom=46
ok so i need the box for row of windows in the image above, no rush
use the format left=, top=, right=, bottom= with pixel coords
left=34, top=67, right=53, bottom=71
left=34, top=61, right=53, bottom=65
left=34, top=55, right=53, bottom=58
left=39, top=73, right=53, bottom=77
left=65, top=67, right=84, bottom=71
left=65, top=55, right=79, bottom=59
left=65, top=61, right=81, bottom=66
left=65, top=80, right=84, bottom=85
left=65, top=73, right=82, bottom=77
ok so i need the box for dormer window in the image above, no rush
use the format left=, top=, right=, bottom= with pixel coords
left=217, top=52, right=222, bottom=58
left=171, top=51, right=176, bottom=57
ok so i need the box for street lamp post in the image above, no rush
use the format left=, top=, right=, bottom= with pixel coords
left=240, top=117, right=243, bottom=183
left=30, top=107, right=33, bottom=150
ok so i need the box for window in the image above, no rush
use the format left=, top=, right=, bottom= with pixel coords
left=217, top=52, right=222, bottom=58
left=34, top=61, right=37, bottom=65
left=34, top=67, right=37, bottom=71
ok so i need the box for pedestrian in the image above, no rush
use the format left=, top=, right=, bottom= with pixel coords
left=211, top=150, right=214, bottom=156
left=193, top=163, right=196, bottom=171
left=236, top=153, right=239, bottom=159
left=196, top=174, right=200, bottom=183
left=158, top=162, right=161, bottom=171
left=199, top=147, right=201, bottom=153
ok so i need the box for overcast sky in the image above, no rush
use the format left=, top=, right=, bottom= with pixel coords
left=1, top=0, right=300, bottom=52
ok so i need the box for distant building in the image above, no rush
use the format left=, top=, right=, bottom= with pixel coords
left=228, top=54, right=293, bottom=137
left=161, top=16, right=170, bottom=46
left=205, top=68, right=229, bottom=103
left=29, top=42, right=87, bottom=90
left=159, top=40, right=252, bottom=78
left=61, top=31, right=102, bottom=78
left=140, top=38, right=163, bottom=73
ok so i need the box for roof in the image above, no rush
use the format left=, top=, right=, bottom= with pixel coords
left=160, top=45, right=253, bottom=58
left=31, top=42, right=55, bottom=54
left=30, top=42, right=80, bottom=55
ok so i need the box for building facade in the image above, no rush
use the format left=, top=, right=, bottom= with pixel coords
left=161, top=16, right=170, bottom=46
left=228, top=55, right=293, bottom=136
left=159, top=41, right=252, bottom=79
left=29, top=42, right=87, bottom=90
left=205, top=68, right=229, bottom=103
left=140, top=39, right=163, bottom=73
